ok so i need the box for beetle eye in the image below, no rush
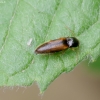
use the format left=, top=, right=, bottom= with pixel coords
left=67, top=37, right=79, bottom=48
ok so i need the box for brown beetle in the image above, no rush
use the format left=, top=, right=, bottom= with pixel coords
left=35, top=37, right=79, bottom=54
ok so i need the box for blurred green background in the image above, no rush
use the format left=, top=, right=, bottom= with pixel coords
left=87, top=56, right=100, bottom=74
left=0, top=59, right=100, bottom=100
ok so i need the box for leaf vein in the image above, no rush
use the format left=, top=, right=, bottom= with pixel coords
left=0, top=0, right=20, bottom=55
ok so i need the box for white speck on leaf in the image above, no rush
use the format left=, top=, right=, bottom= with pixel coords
left=27, top=38, right=33, bottom=46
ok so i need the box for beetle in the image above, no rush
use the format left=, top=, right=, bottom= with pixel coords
left=35, top=37, right=79, bottom=54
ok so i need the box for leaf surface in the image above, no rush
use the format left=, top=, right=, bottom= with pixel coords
left=0, top=0, right=100, bottom=92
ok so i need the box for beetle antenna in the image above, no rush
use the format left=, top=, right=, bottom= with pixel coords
left=65, top=25, right=75, bottom=36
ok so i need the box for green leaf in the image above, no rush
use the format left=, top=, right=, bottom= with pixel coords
left=0, top=0, right=100, bottom=92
